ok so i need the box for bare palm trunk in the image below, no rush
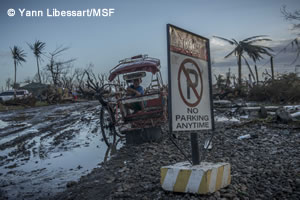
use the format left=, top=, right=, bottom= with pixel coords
left=36, top=57, right=42, bottom=83
left=14, top=60, right=17, bottom=87
left=14, top=60, right=17, bottom=98
left=238, top=54, right=242, bottom=86
left=255, top=64, right=259, bottom=84
left=270, top=56, right=274, bottom=80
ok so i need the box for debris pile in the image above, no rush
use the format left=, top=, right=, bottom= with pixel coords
left=248, top=73, right=300, bottom=103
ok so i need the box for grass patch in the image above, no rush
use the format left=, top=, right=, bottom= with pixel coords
left=35, top=101, right=49, bottom=107
left=0, top=104, right=25, bottom=112
left=0, top=101, right=49, bottom=112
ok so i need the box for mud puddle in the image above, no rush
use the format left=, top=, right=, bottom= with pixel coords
left=0, top=101, right=123, bottom=200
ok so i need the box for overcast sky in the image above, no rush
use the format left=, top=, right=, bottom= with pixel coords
left=0, top=0, right=300, bottom=89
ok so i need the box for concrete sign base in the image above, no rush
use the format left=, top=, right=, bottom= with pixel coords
left=161, top=162, right=231, bottom=194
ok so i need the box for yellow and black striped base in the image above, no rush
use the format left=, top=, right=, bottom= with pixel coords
left=161, top=162, right=231, bottom=194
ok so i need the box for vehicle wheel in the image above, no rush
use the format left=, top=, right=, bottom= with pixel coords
left=110, top=105, right=126, bottom=138
left=100, top=106, right=116, bottom=147
left=113, top=113, right=126, bottom=138
left=114, top=126, right=125, bottom=138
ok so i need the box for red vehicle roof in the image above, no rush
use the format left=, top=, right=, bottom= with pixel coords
left=108, top=59, right=160, bottom=82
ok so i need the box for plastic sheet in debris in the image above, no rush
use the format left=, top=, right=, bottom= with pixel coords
left=204, top=138, right=212, bottom=150
left=237, top=134, right=251, bottom=140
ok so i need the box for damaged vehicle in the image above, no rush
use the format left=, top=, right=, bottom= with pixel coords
left=97, top=55, right=168, bottom=146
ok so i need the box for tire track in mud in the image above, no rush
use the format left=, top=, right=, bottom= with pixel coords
left=0, top=102, right=92, bottom=147
left=0, top=131, right=40, bottom=151
left=0, top=101, right=112, bottom=200
left=0, top=116, right=77, bottom=151
left=39, top=117, right=81, bottom=141
left=0, top=124, right=29, bottom=138
left=0, top=102, right=100, bottom=166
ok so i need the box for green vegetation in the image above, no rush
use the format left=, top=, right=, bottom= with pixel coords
left=35, top=101, right=49, bottom=107
left=0, top=101, right=49, bottom=112
left=0, top=104, right=25, bottom=112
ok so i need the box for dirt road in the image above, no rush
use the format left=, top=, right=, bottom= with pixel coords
left=1, top=102, right=300, bottom=200
left=0, top=101, right=116, bottom=200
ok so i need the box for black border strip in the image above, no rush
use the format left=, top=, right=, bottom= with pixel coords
left=206, top=33, right=215, bottom=131
left=167, top=24, right=173, bottom=134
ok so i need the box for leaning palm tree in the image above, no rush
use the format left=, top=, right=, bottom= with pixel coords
left=28, top=40, right=46, bottom=83
left=10, top=46, right=27, bottom=87
left=213, top=35, right=273, bottom=86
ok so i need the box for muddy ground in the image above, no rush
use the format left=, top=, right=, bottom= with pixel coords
left=0, top=101, right=120, bottom=200
left=0, top=102, right=300, bottom=199
left=51, top=120, right=300, bottom=200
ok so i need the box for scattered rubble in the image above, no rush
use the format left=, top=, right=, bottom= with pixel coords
left=52, top=120, right=300, bottom=200
left=214, top=99, right=300, bottom=122
left=276, top=107, right=293, bottom=123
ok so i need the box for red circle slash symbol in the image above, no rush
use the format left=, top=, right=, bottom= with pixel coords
left=177, top=58, right=203, bottom=107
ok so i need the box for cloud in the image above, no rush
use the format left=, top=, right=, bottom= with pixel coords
left=210, top=37, right=233, bottom=53
left=210, top=37, right=230, bottom=48
left=210, top=37, right=236, bottom=68
left=287, top=24, right=300, bottom=36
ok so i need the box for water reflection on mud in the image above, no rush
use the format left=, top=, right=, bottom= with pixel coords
left=0, top=101, right=123, bottom=200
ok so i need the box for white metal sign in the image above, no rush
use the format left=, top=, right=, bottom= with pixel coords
left=167, top=24, right=214, bottom=131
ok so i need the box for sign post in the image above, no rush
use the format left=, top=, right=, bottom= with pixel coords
left=161, top=24, right=231, bottom=194
left=190, top=132, right=200, bottom=164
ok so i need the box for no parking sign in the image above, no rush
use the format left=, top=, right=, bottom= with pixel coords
left=167, top=24, right=214, bottom=132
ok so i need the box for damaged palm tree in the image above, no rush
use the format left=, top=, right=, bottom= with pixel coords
left=213, top=35, right=273, bottom=86
left=28, top=40, right=46, bottom=83
left=10, top=46, right=27, bottom=89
